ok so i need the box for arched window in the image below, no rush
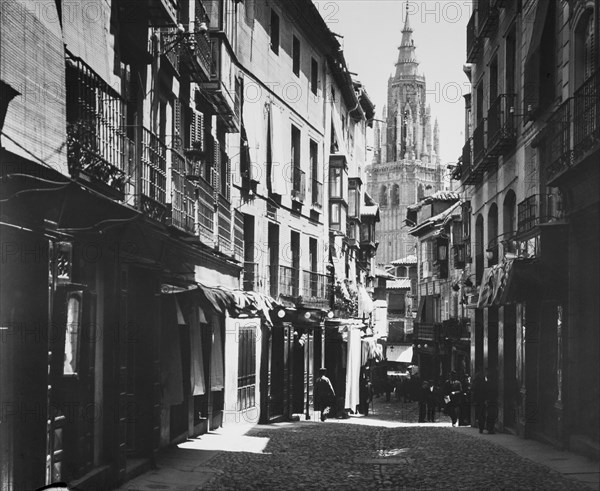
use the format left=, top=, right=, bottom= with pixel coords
left=391, top=184, right=400, bottom=206
left=379, top=185, right=388, bottom=206
left=475, top=214, right=484, bottom=284
left=503, top=191, right=517, bottom=237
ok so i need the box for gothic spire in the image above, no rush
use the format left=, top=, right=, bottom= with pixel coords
left=395, top=2, right=419, bottom=78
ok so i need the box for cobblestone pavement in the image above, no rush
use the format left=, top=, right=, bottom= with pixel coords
left=201, top=399, right=593, bottom=490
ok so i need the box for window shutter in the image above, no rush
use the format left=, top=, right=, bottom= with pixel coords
left=212, top=138, right=220, bottom=201
left=226, top=155, right=231, bottom=202
left=173, top=98, right=182, bottom=150
left=190, top=108, right=204, bottom=151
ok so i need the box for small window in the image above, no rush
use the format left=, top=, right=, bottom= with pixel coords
left=292, top=36, right=300, bottom=76
left=63, top=292, right=83, bottom=376
left=330, top=202, right=341, bottom=230
left=311, top=58, right=318, bottom=95
left=270, top=9, right=280, bottom=55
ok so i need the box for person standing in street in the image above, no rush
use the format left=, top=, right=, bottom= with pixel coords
left=443, top=371, right=463, bottom=426
left=314, top=368, right=336, bottom=422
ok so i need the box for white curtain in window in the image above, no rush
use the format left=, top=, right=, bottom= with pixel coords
left=210, top=314, right=225, bottom=391
left=190, top=307, right=206, bottom=396
left=242, top=90, right=266, bottom=183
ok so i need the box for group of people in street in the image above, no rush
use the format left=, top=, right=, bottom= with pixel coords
left=314, top=364, right=498, bottom=434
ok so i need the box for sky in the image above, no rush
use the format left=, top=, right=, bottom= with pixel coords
left=317, top=0, right=472, bottom=165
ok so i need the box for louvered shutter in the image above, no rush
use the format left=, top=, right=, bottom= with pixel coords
left=190, top=108, right=204, bottom=151
left=173, top=98, right=182, bottom=150
left=212, top=137, right=220, bottom=202
left=226, top=155, right=231, bottom=202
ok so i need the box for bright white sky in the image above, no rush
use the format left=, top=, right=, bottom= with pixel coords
left=317, top=0, right=472, bottom=165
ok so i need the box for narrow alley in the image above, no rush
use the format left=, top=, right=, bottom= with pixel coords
left=119, top=399, right=599, bottom=491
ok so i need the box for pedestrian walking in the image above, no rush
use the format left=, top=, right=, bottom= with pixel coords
left=443, top=371, right=463, bottom=426
left=314, top=368, right=336, bottom=422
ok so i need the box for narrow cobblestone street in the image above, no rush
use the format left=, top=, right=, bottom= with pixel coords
left=121, top=398, right=599, bottom=490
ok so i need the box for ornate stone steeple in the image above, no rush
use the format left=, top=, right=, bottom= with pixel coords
left=395, top=3, right=419, bottom=78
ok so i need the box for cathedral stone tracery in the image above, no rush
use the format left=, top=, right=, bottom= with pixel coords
left=367, top=5, right=445, bottom=264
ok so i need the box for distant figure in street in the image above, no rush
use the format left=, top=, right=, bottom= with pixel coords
left=314, top=368, right=336, bottom=422
left=471, top=370, right=488, bottom=433
left=426, top=380, right=438, bottom=422
left=459, top=372, right=472, bottom=426
left=358, top=366, right=373, bottom=416
left=443, top=371, right=463, bottom=426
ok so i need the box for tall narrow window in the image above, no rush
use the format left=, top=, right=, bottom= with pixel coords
left=311, top=58, right=318, bottom=95
left=292, top=36, right=300, bottom=76
left=584, top=14, right=596, bottom=81
left=476, top=81, right=484, bottom=122
left=270, top=9, right=280, bottom=54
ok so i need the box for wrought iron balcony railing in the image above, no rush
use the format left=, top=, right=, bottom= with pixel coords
left=573, top=70, right=600, bottom=161
left=169, top=148, right=195, bottom=233
left=291, top=167, right=306, bottom=202
left=466, top=10, right=482, bottom=63
left=160, top=27, right=181, bottom=75
left=141, top=127, right=168, bottom=222
left=544, top=97, right=572, bottom=183
left=487, top=93, right=516, bottom=157
left=279, top=265, right=299, bottom=298
left=517, top=194, right=563, bottom=235
left=66, top=56, right=131, bottom=201
left=302, top=270, right=332, bottom=307
left=478, top=0, right=499, bottom=38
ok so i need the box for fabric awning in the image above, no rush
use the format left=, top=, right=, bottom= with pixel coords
left=477, top=259, right=514, bottom=308
left=177, top=284, right=281, bottom=327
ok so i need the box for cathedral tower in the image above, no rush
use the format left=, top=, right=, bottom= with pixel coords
left=367, top=4, right=445, bottom=264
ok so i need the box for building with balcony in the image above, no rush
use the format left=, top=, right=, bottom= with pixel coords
left=367, top=7, right=446, bottom=265
left=0, top=1, right=275, bottom=489
left=453, top=0, right=599, bottom=460
left=406, top=192, right=469, bottom=382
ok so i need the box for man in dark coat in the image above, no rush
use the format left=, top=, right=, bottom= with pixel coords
left=443, top=371, right=463, bottom=426
left=314, top=368, right=336, bottom=421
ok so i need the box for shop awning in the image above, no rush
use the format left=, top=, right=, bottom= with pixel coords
left=386, top=344, right=413, bottom=363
